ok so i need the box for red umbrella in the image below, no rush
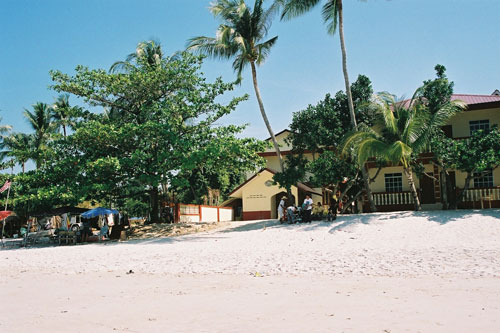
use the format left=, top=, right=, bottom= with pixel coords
left=0, top=211, right=12, bottom=220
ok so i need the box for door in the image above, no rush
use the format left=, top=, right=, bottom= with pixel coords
left=420, top=173, right=436, bottom=204
left=447, top=171, right=457, bottom=205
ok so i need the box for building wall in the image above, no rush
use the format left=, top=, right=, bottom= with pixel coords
left=368, top=164, right=434, bottom=193
left=263, top=152, right=316, bottom=171
left=448, top=107, right=500, bottom=138
left=240, top=171, right=298, bottom=215
left=263, top=131, right=292, bottom=153
left=454, top=168, right=500, bottom=188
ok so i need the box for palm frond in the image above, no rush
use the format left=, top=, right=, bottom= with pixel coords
left=322, top=0, right=339, bottom=35
left=256, top=35, right=278, bottom=65
left=232, top=53, right=249, bottom=83
left=280, top=0, right=321, bottom=20
left=186, top=35, right=237, bottom=60
left=373, top=93, right=398, bottom=136
left=386, top=141, right=411, bottom=167
left=357, top=137, right=390, bottom=166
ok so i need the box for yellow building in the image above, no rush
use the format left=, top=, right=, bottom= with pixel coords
left=223, top=130, right=322, bottom=220
left=225, top=92, right=500, bottom=218
left=366, top=93, right=500, bottom=211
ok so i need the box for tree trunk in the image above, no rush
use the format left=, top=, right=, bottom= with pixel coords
left=403, top=166, right=421, bottom=211
left=62, top=124, right=67, bottom=137
left=250, top=61, right=284, bottom=173
left=454, top=172, right=473, bottom=209
left=337, top=1, right=376, bottom=212
left=440, top=168, right=448, bottom=210
left=150, top=186, right=159, bottom=223
left=338, top=0, right=357, bottom=129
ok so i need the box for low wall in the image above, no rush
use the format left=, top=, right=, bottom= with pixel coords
left=219, top=208, right=233, bottom=222
left=177, top=204, right=233, bottom=223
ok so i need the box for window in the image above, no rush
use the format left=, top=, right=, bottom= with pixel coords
left=469, top=120, right=489, bottom=135
left=385, top=173, right=403, bottom=192
left=473, top=170, right=493, bottom=188
left=441, top=125, right=453, bottom=138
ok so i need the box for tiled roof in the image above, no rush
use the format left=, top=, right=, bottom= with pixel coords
left=451, top=94, right=500, bottom=105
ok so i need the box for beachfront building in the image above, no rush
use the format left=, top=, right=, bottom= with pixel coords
left=224, top=92, right=500, bottom=219
left=222, top=130, right=322, bottom=220
left=366, top=93, right=500, bottom=211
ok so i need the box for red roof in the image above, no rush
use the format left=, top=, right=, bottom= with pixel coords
left=451, top=94, right=500, bottom=105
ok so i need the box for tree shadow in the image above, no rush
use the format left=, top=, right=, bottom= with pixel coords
left=418, top=208, right=500, bottom=225
left=220, top=219, right=281, bottom=233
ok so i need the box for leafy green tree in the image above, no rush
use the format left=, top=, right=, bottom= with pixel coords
left=50, top=49, right=264, bottom=222
left=187, top=0, right=285, bottom=173
left=423, top=65, right=457, bottom=209
left=272, top=154, right=308, bottom=195
left=343, top=92, right=465, bottom=211
left=278, top=0, right=378, bottom=210
left=275, top=75, right=375, bottom=210
left=451, top=127, right=500, bottom=208
left=23, top=102, right=58, bottom=168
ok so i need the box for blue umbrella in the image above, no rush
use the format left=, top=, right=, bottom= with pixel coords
left=81, top=207, right=118, bottom=219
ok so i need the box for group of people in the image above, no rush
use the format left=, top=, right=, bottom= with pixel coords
left=278, top=194, right=338, bottom=224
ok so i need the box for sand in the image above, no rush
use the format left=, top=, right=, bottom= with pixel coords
left=1, top=209, right=500, bottom=332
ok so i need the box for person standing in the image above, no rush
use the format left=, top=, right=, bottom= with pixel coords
left=303, top=194, right=313, bottom=223
left=278, top=196, right=286, bottom=222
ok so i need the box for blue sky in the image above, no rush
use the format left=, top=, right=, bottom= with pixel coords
left=1, top=0, right=499, bottom=140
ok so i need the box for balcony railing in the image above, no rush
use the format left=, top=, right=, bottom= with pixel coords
left=372, top=191, right=415, bottom=206
left=462, top=187, right=500, bottom=208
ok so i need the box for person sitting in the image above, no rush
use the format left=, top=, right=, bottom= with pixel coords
left=328, top=199, right=338, bottom=221
left=286, top=205, right=298, bottom=224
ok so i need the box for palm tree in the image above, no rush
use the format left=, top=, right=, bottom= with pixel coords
left=343, top=92, right=465, bottom=211
left=187, top=0, right=286, bottom=172
left=110, top=40, right=164, bottom=73
left=52, top=94, right=76, bottom=137
left=1, top=133, right=34, bottom=173
left=279, top=0, right=357, bottom=126
left=0, top=117, right=12, bottom=170
left=23, top=102, right=58, bottom=169
left=278, top=0, right=379, bottom=211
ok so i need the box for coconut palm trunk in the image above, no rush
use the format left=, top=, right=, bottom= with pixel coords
left=403, top=166, right=421, bottom=211
left=250, top=61, right=285, bottom=173
left=337, top=0, right=376, bottom=212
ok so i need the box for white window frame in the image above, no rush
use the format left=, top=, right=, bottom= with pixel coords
left=385, top=173, right=403, bottom=193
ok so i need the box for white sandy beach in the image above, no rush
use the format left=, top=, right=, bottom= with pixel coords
left=2, top=209, right=500, bottom=332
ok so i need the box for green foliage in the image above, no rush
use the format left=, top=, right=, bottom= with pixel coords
left=279, top=0, right=340, bottom=35
left=288, top=74, right=374, bottom=152
left=43, top=49, right=264, bottom=220
left=23, top=102, right=58, bottom=168
left=452, top=127, right=500, bottom=175
left=274, top=74, right=374, bottom=197
left=272, top=154, right=308, bottom=192
left=421, top=64, right=454, bottom=115
left=343, top=91, right=465, bottom=168
left=187, top=0, right=280, bottom=82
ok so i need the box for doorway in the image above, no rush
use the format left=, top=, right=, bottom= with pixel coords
left=420, top=173, right=436, bottom=204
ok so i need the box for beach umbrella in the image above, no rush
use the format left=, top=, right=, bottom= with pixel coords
left=0, top=210, right=12, bottom=245
left=0, top=210, right=12, bottom=220
left=81, top=207, right=118, bottom=219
